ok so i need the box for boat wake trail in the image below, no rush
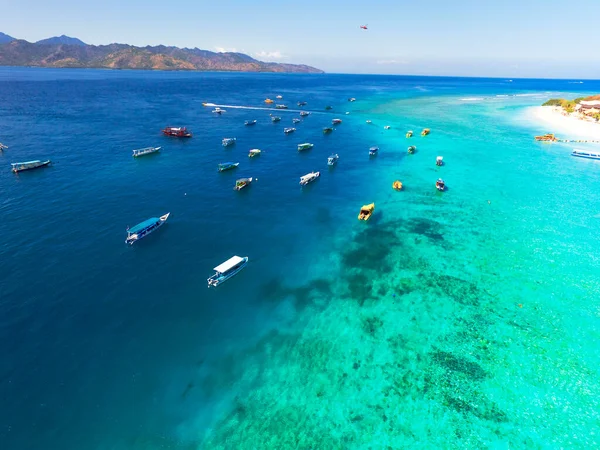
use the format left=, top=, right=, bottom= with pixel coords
left=203, top=103, right=323, bottom=114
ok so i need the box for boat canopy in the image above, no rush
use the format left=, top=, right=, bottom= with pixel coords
left=214, top=255, right=245, bottom=273
left=128, top=217, right=159, bottom=234
left=12, top=160, right=41, bottom=166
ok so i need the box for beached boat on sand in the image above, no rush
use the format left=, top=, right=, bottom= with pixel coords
left=327, top=154, right=339, bottom=166
left=218, top=162, right=239, bottom=172
left=222, top=138, right=236, bottom=147
left=125, top=213, right=170, bottom=245
left=436, top=178, right=445, bottom=191
left=298, top=143, right=314, bottom=151
left=436, top=156, right=444, bottom=166
left=300, top=171, right=320, bottom=186
left=207, top=255, right=249, bottom=288
left=234, top=177, right=253, bottom=190
left=162, top=126, right=192, bottom=138
left=133, top=146, right=161, bottom=158
left=358, top=203, right=375, bottom=221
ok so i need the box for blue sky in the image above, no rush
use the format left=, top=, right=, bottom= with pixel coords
left=2, top=0, right=599, bottom=77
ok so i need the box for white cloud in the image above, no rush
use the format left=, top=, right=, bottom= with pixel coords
left=376, top=59, right=409, bottom=65
left=254, top=50, right=286, bottom=61
left=215, top=46, right=238, bottom=53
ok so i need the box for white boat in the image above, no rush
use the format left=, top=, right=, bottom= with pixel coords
left=300, top=111, right=310, bottom=117
left=276, top=95, right=283, bottom=99
left=366, top=120, right=372, bottom=124
left=11, top=160, right=52, bottom=173
left=248, top=149, right=261, bottom=158
left=207, top=255, right=249, bottom=287
left=384, top=125, right=391, bottom=130
left=348, top=98, right=356, bottom=102
left=212, top=108, right=226, bottom=114
left=0, top=143, right=7, bottom=151
left=284, top=127, right=296, bottom=134
left=234, top=177, right=253, bottom=190
left=125, top=213, right=170, bottom=245
left=222, top=138, right=236, bottom=147
left=292, top=118, right=301, bottom=124
left=275, top=104, right=288, bottom=109
left=297, top=143, right=314, bottom=151
left=300, top=171, right=320, bottom=186
left=436, top=156, right=444, bottom=166
left=132, top=146, right=161, bottom=157
left=327, top=154, right=339, bottom=166
left=571, top=149, right=600, bottom=160
left=369, top=146, right=379, bottom=156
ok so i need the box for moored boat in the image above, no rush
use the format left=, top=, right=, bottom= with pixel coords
left=436, top=178, right=445, bottom=191
left=275, top=104, right=288, bottom=109
left=358, top=203, right=375, bottom=221
left=421, top=128, right=430, bottom=136
left=393, top=180, right=403, bottom=190
left=245, top=119, right=257, bottom=126
left=366, top=120, right=372, bottom=124
left=212, top=108, right=226, bottom=114
left=133, top=146, right=161, bottom=157
left=571, top=149, right=600, bottom=160
left=248, top=149, right=261, bottom=158
left=384, top=125, right=391, bottom=130
left=271, top=116, right=281, bottom=122
left=436, top=156, right=444, bottom=166
left=348, top=97, right=356, bottom=102
left=408, top=145, right=416, bottom=154
left=162, top=126, right=192, bottom=137
left=300, top=111, right=310, bottom=117
left=298, top=143, right=314, bottom=151
left=125, top=213, right=170, bottom=245
left=207, top=255, right=249, bottom=288
left=265, top=98, right=274, bottom=104
left=332, top=118, right=342, bottom=125
left=222, top=137, right=237, bottom=147
left=292, top=118, right=301, bottom=124
left=535, top=133, right=557, bottom=142
left=234, top=177, right=253, bottom=190
left=11, top=160, right=52, bottom=173
left=369, top=146, right=379, bottom=156
left=327, top=154, right=339, bottom=166
left=218, top=162, right=239, bottom=172
left=0, top=143, right=7, bottom=151
left=299, top=171, right=320, bottom=186
left=284, top=127, right=296, bottom=134
left=323, top=127, right=333, bottom=134
left=406, top=130, right=413, bottom=138
left=276, top=95, right=283, bottom=99
left=325, top=106, right=333, bottom=110
left=297, top=101, right=307, bottom=106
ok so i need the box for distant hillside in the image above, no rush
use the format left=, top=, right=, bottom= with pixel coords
left=0, top=33, right=323, bottom=73
left=0, top=32, right=15, bottom=44
left=36, top=35, right=86, bottom=46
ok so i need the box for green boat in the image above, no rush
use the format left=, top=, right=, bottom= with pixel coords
left=408, top=146, right=416, bottom=154
left=218, top=162, right=239, bottom=172
left=325, top=106, right=333, bottom=110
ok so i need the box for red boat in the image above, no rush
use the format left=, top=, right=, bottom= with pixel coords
left=162, top=126, right=192, bottom=138
left=436, top=178, right=445, bottom=191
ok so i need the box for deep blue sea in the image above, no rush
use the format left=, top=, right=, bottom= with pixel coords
left=1, top=69, right=600, bottom=449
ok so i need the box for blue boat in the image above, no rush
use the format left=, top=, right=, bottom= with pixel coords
left=218, top=162, right=239, bottom=172
left=207, top=255, right=249, bottom=287
left=125, top=213, right=170, bottom=245
left=327, top=154, right=339, bottom=166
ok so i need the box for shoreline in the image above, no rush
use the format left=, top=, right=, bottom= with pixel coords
left=527, top=105, right=600, bottom=140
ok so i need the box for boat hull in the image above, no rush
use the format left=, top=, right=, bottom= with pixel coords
left=208, top=257, right=249, bottom=287
left=571, top=152, right=600, bottom=160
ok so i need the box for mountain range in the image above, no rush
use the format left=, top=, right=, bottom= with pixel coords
left=0, top=33, right=323, bottom=73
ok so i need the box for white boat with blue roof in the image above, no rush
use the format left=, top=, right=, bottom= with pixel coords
left=125, top=213, right=170, bottom=245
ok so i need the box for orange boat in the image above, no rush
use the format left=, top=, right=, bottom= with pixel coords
left=392, top=180, right=403, bottom=190
left=264, top=98, right=274, bottom=104
left=535, top=133, right=557, bottom=142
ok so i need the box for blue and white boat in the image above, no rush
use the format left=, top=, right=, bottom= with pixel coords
left=327, top=154, right=339, bottom=166
left=284, top=127, right=296, bottom=134
left=132, top=146, right=160, bottom=157
left=292, top=118, right=301, bottom=124
left=11, top=160, right=51, bottom=173
left=208, top=255, right=249, bottom=287
left=222, top=138, right=236, bottom=147
left=218, top=162, right=239, bottom=172
left=125, top=213, right=170, bottom=245
left=571, top=149, right=600, bottom=160
left=369, top=146, right=379, bottom=156
left=245, top=120, right=257, bottom=126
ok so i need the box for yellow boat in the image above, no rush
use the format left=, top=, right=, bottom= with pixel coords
left=358, top=203, right=375, bottom=221
left=421, top=128, right=430, bottom=136
left=406, top=130, right=413, bottom=138
left=392, top=180, right=403, bottom=190
left=265, top=98, right=274, bottom=104
left=534, top=133, right=557, bottom=142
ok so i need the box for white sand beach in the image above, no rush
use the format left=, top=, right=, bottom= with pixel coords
left=528, top=106, right=600, bottom=140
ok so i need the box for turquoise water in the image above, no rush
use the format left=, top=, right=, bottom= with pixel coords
left=1, top=69, right=599, bottom=449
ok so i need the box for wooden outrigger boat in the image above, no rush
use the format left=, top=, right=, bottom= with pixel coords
left=11, top=160, right=51, bottom=173
left=132, top=146, right=160, bottom=157
left=358, top=203, right=375, bottom=221
left=125, top=213, right=170, bottom=245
